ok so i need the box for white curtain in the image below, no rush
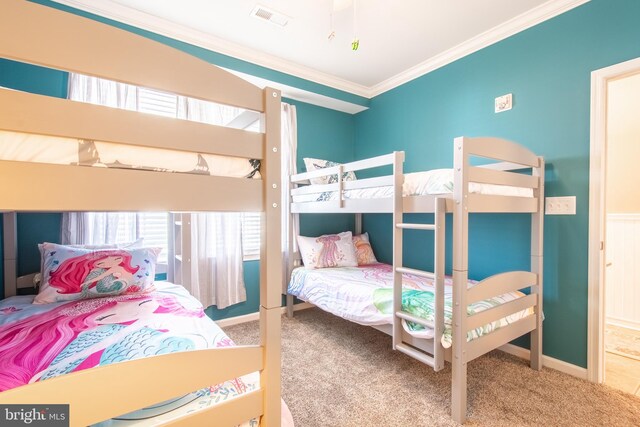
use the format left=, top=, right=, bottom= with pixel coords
left=65, top=73, right=248, bottom=309
left=68, top=73, right=137, bottom=109
left=61, top=212, right=119, bottom=245
left=63, top=75, right=142, bottom=248
left=281, top=103, right=299, bottom=289
left=176, top=97, right=246, bottom=309
left=187, top=213, right=246, bottom=308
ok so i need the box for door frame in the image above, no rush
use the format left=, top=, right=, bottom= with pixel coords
left=587, top=56, right=640, bottom=383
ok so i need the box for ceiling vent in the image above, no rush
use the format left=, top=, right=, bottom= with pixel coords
left=250, top=5, right=289, bottom=27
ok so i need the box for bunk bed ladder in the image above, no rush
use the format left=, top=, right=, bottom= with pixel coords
left=392, top=194, right=446, bottom=372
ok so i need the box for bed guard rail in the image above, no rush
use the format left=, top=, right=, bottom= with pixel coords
left=0, top=346, right=264, bottom=426
left=290, top=152, right=403, bottom=209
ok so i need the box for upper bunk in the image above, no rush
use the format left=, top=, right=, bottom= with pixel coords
left=290, top=136, right=544, bottom=215
left=0, top=0, right=281, bottom=213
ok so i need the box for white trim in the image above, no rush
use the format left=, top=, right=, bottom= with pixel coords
left=51, top=0, right=588, bottom=99
left=606, top=318, right=640, bottom=333
left=606, top=213, right=640, bottom=221
left=588, top=56, right=640, bottom=384
left=499, top=343, right=588, bottom=380
left=216, top=302, right=314, bottom=328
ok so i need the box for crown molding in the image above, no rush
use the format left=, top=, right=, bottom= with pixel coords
left=50, top=0, right=371, bottom=98
left=51, top=0, right=589, bottom=101
left=369, top=0, right=591, bottom=96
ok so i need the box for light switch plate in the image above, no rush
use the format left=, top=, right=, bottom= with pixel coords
left=545, top=196, right=576, bottom=215
left=495, top=93, right=512, bottom=113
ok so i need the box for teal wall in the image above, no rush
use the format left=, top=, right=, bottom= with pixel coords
left=17, top=214, right=62, bottom=276
left=0, top=59, right=68, bottom=98
left=354, top=0, right=640, bottom=368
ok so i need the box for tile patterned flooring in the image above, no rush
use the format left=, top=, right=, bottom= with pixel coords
left=605, top=324, right=640, bottom=396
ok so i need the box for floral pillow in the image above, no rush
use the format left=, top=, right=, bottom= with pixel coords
left=34, top=242, right=161, bottom=304
left=303, top=157, right=357, bottom=185
left=352, top=232, right=378, bottom=265
left=297, top=231, right=358, bottom=269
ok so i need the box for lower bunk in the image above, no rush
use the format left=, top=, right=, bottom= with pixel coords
left=286, top=261, right=540, bottom=422
left=288, top=263, right=534, bottom=349
left=0, top=282, right=293, bottom=426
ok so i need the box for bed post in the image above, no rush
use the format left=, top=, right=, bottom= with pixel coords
left=260, top=87, right=282, bottom=426
left=452, top=137, right=469, bottom=424
left=530, top=157, right=545, bottom=370
left=355, top=213, right=362, bottom=235
left=286, top=208, right=296, bottom=318
left=391, top=151, right=404, bottom=351
left=3, top=212, right=17, bottom=298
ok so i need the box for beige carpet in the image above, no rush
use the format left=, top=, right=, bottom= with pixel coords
left=224, top=308, right=640, bottom=426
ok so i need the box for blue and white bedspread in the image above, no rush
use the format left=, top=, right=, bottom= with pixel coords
left=0, top=282, right=259, bottom=426
left=288, top=263, right=534, bottom=347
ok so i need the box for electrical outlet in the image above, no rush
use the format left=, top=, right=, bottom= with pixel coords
left=545, top=196, right=576, bottom=215
left=495, top=93, right=513, bottom=113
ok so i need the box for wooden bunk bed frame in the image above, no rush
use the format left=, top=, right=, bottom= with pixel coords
left=0, top=1, right=282, bottom=426
left=287, top=137, right=544, bottom=424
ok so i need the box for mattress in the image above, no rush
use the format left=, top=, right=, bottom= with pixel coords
left=0, top=130, right=261, bottom=179
left=288, top=263, right=533, bottom=347
left=0, top=282, right=262, bottom=426
left=292, top=168, right=533, bottom=203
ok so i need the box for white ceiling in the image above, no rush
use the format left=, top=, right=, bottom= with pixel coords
left=54, top=0, right=587, bottom=98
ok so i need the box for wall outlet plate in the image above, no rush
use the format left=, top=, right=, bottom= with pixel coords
left=545, top=196, right=576, bottom=215
left=495, top=93, right=513, bottom=113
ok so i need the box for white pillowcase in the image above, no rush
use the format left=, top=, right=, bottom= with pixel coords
left=297, top=231, right=358, bottom=269
left=303, top=157, right=357, bottom=185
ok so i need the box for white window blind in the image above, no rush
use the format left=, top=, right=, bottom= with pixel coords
left=137, top=87, right=177, bottom=118
left=114, top=212, right=169, bottom=264
left=241, top=213, right=261, bottom=260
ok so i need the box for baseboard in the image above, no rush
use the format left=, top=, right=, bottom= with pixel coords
left=499, top=343, right=588, bottom=380
left=216, top=302, right=314, bottom=328
left=606, top=318, right=640, bottom=332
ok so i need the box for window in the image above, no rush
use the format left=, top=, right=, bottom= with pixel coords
left=241, top=213, right=261, bottom=260
left=68, top=74, right=262, bottom=261
left=113, top=212, right=169, bottom=265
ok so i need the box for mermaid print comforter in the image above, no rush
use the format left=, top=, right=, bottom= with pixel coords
left=0, top=282, right=258, bottom=426
left=288, top=263, right=534, bottom=347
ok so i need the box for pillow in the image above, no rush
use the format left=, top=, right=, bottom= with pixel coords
left=303, top=157, right=357, bottom=186
left=37, top=239, right=144, bottom=282
left=352, top=232, right=378, bottom=265
left=297, top=231, right=358, bottom=269
left=34, top=242, right=161, bottom=304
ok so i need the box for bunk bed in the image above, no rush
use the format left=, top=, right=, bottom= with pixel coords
left=0, top=1, right=283, bottom=426
left=286, top=137, right=544, bottom=424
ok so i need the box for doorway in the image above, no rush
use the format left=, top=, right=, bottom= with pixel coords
left=588, top=57, right=640, bottom=391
